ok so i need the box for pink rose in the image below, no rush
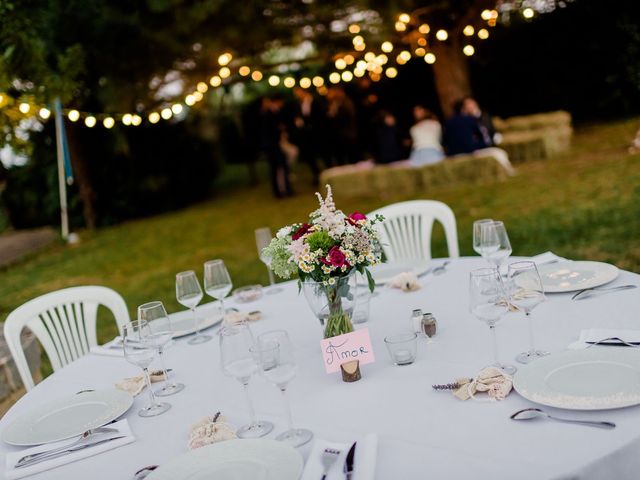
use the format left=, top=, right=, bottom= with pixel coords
left=292, top=223, right=311, bottom=241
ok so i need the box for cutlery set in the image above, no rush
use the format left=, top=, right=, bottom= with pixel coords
left=320, top=441, right=357, bottom=480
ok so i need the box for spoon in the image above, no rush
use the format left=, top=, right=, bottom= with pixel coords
left=510, top=408, right=615, bottom=429
left=432, top=260, right=451, bottom=276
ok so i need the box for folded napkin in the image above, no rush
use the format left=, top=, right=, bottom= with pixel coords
left=388, top=272, right=421, bottom=292
left=530, top=251, right=566, bottom=265
left=5, top=419, right=135, bottom=480
left=115, top=370, right=167, bottom=396
left=223, top=310, right=262, bottom=326
left=568, top=329, right=640, bottom=350
left=187, top=413, right=237, bottom=450
left=300, top=434, right=377, bottom=480
left=453, top=367, right=513, bottom=402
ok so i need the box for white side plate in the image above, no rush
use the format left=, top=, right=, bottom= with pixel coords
left=170, top=302, right=224, bottom=338
left=147, top=439, right=304, bottom=480
left=531, top=261, right=619, bottom=293
left=2, top=389, right=133, bottom=446
left=513, top=348, right=640, bottom=410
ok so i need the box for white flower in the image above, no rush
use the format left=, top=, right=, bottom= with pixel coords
left=276, top=226, right=292, bottom=239
left=328, top=277, right=336, bottom=285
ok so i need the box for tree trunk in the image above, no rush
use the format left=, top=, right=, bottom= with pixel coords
left=65, top=123, right=98, bottom=229
left=431, top=35, right=472, bottom=118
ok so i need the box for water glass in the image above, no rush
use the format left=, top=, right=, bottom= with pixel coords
left=480, top=220, right=512, bottom=271
left=255, top=227, right=283, bottom=295
left=138, top=301, right=185, bottom=396
left=219, top=323, right=273, bottom=438
left=384, top=332, right=417, bottom=366
left=123, top=320, right=171, bottom=417
left=352, top=289, right=371, bottom=324
left=473, top=219, right=493, bottom=255
left=176, top=270, right=211, bottom=345
left=204, top=259, right=233, bottom=322
left=252, top=330, right=313, bottom=447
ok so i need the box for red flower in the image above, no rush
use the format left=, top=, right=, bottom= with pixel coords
left=292, top=223, right=311, bottom=241
left=324, top=246, right=349, bottom=268
left=347, top=211, right=367, bottom=225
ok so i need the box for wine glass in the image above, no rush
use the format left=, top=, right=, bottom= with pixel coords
left=508, top=261, right=549, bottom=364
left=219, top=323, right=274, bottom=438
left=138, top=301, right=185, bottom=396
left=473, top=219, right=493, bottom=255
left=123, top=320, right=171, bottom=417
left=255, top=227, right=283, bottom=295
left=252, top=330, right=313, bottom=447
left=480, top=221, right=512, bottom=273
left=204, top=259, right=233, bottom=323
left=176, top=270, right=212, bottom=345
left=469, top=268, right=517, bottom=375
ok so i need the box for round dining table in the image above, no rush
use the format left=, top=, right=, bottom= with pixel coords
left=2, top=256, right=640, bottom=480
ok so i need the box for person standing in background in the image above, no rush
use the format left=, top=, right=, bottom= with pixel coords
left=326, top=86, right=359, bottom=165
left=259, top=95, right=294, bottom=198
left=373, top=110, right=404, bottom=164
left=291, top=87, right=325, bottom=186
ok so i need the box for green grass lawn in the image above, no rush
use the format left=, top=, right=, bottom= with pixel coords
left=1, top=117, right=639, bottom=354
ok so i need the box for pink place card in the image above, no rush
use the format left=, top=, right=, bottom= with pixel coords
left=320, top=328, right=375, bottom=374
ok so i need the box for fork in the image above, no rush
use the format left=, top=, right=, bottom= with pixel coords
left=432, top=260, right=451, bottom=276
left=586, top=337, right=640, bottom=348
left=320, top=447, right=341, bottom=480
left=571, top=284, right=637, bottom=301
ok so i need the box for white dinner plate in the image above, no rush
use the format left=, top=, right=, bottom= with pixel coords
left=361, top=261, right=431, bottom=286
left=513, top=348, right=640, bottom=410
left=2, top=389, right=133, bottom=446
left=531, top=261, right=619, bottom=293
left=147, top=439, right=304, bottom=480
left=170, top=303, right=224, bottom=338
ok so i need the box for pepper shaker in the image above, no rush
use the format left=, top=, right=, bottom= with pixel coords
left=421, top=313, right=437, bottom=338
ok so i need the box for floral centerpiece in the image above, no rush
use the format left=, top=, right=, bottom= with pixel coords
left=263, top=185, right=383, bottom=338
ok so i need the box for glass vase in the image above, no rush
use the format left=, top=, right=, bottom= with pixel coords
left=302, top=273, right=358, bottom=338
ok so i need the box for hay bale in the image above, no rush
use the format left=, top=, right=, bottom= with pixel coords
left=370, top=165, right=422, bottom=198
left=501, top=132, right=548, bottom=162
left=500, top=110, right=572, bottom=132
left=321, top=168, right=375, bottom=199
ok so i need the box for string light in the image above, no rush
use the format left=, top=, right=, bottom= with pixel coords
left=381, top=41, right=393, bottom=53
left=436, top=30, right=448, bottom=41
left=349, top=24, right=360, bottom=34
left=395, top=21, right=406, bottom=32
left=312, top=76, right=324, bottom=87
left=377, top=54, right=388, bottom=64
left=523, top=8, right=535, bottom=18
left=218, top=53, right=232, bottom=66
left=354, top=68, right=365, bottom=78
left=341, top=71, right=353, bottom=82
left=398, top=13, right=410, bottom=23
left=84, top=116, right=96, bottom=128
left=131, top=114, right=142, bottom=126
left=364, top=52, right=376, bottom=62
left=417, top=37, right=427, bottom=47
left=219, top=67, right=231, bottom=79
left=251, top=71, right=263, bottom=81
left=268, top=75, right=280, bottom=86
left=354, top=43, right=366, bottom=51
left=385, top=67, right=398, bottom=78
left=463, top=45, right=475, bottom=56
left=103, top=117, right=115, bottom=129
left=399, top=50, right=411, bottom=62
left=122, top=113, right=133, bottom=125
left=39, top=108, right=51, bottom=119
left=356, top=60, right=367, bottom=70
left=68, top=110, right=80, bottom=122
left=161, top=108, right=172, bottom=120
left=299, top=77, right=311, bottom=88
left=239, top=66, right=251, bottom=76
left=192, top=92, right=203, bottom=101
left=415, top=47, right=426, bottom=56
left=352, top=35, right=364, bottom=46
left=481, top=9, right=492, bottom=20
left=329, top=72, right=341, bottom=84
left=210, top=75, right=222, bottom=87
left=283, top=77, right=295, bottom=88
left=171, top=104, right=183, bottom=115
left=424, top=53, right=436, bottom=64
left=344, top=54, right=355, bottom=65
left=148, top=112, right=161, bottom=124
left=19, top=103, right=30, bottom=114
left=463, top=25, right=475, bottom=36
left=418, top=24, right=430, bottom=34
left=396, top=54, right=407, bottom=65
left=185, top=95, right=196, bottom=106
left=335, top=58, right=347, bottom=69
left=196, top=82, right=208, bottom=93
left=478, top=28, right=489, bottom=39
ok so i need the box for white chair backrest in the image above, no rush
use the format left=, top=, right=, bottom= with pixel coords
left=3, top=286, right=130, bottom=391
left=368, top=200, right=460, bottom=261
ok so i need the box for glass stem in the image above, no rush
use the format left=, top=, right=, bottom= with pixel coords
left=243, top=382, right=257, bottom=426
left=191, top=306, right=201, bottom=337
left=143, top=368, right=157, bottom=407
left=158, top=348, right=170, bottom=387
left=220, top=298, right=226, bottom=320
left=526, top=311, right=536, bottom=352
left=267, top=267, right=276, bottom=287
left=490, top=324, right=500, bottom=364
left=280, top=387, right=294, bottom=431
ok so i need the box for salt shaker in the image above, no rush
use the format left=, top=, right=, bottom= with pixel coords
left=421, top=313, right=437, bottom=338
left=411, top=309, right=423, bottom=334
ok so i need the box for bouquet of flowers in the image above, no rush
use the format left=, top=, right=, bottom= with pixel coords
left=262, top=185, right=384, bottom=337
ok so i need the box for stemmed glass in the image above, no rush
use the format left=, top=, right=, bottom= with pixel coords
left=469, top=268, right=517, bottom=375
left=508, top=261, right=549, bottom=364
left=255, top=227, right=283, bottom=295
left=480, top=220, right=512, bottom=273
left=473, top=219, right=493, bottom=255
left=251, top=330, right=313, bottom=447
left=138, top=301, right=185, bottom=396
left=204, top=259, right=233, bottom=322
left=176, top=270, right=212, bottom=345
left=219, top=323, right=274, bottom=438
left=123, top=320, right=171, bottom=417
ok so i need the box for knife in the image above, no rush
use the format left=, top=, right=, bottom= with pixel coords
left=344, top=442, right=357, bottom=479
left=15, top=434, right=126, bottom=469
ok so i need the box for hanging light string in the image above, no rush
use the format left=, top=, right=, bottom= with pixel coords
left=0, top=6, right=539, bottom=128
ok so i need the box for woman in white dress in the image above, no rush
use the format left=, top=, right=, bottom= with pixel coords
left=408, top=106, right=445, bottom=167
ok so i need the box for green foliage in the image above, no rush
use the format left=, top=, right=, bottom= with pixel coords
left=306, top=231, right=336, bottom=252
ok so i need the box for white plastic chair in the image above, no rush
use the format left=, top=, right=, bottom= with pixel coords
left=3, top=286, right=130, bottom=391
left=368, top=200, right=460, bottom=261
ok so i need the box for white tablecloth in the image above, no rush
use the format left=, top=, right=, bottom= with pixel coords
left=2, top=257, right=640, bottom=480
